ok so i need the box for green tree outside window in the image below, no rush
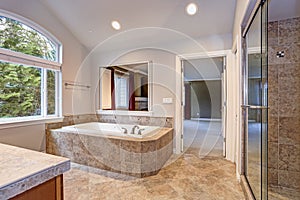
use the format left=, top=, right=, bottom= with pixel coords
left=0, top=16, right=57, bottom=118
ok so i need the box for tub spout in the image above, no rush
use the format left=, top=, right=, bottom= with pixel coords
left=131, top=125, right=139, bottom=134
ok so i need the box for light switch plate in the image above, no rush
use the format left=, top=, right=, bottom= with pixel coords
left=163, top=98, right=173, bottom=104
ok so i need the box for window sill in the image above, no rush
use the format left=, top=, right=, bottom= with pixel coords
left=0, top=116, right=63, bottom=130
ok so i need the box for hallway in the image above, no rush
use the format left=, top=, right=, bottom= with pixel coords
left=183, top=120, right=223, bottom=157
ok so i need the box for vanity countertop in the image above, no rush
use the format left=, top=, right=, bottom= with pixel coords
left=0, top=143, right=70, bottom=199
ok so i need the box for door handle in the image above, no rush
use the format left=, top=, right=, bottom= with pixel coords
left=241, top=105, right=250, bottom=108
left=241, top=105, right=269, bottom=109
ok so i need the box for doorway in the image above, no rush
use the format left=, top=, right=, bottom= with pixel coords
left=182, top=56, right=226, bottom=157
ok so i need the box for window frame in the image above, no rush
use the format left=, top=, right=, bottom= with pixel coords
left=0, top=10, right=62, bottom=122
left=115, top=74, right=129, bottom=110
left=0, top=9, right=62, bottom=63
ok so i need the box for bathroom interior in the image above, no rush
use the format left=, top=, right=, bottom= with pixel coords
left=0, top=0, right=299, bottom=199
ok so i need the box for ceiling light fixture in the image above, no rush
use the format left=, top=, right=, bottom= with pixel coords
left=111, top=20, right=121, bottom=30
left=186, top=3, right=198, bottom=15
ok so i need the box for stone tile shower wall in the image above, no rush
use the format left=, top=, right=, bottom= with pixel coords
left=268, top=17, right=300, bottom=196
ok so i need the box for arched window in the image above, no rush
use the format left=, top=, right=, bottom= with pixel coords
left=0, top=12, right=62, bottom=120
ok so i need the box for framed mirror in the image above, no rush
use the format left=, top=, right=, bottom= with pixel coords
left=99, top=61, right=152, bottom=112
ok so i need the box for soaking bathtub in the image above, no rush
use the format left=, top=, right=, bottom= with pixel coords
left=47, top=122, right=174, bottom=177
left=61, top=122, right=160, bottom=138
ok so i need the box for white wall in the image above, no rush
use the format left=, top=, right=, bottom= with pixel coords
left=89, top=32, right=233, bottom=114
left=0, top=124, right=45, bottom=151
left=88, top=30, right=232, bottom=153
left=0, top=0, right=89, bottom=151
left=225, top=51, right=239, bottom=164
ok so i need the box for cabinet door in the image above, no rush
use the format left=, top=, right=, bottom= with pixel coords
left=10, top=175, right=63, bottom=200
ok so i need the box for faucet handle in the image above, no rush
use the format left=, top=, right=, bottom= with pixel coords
left=131, top=125, right=139, bottom=134
left=121, top=127, right=127, bottom=134
left=138, top=129, right=145, bottom=135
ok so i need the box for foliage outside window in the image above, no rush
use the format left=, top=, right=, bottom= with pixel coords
left=0, top=15, right=61, bottom=119
left=0, top=16, right=57, bottom=61
left=0, top=62, right=41, bottom=117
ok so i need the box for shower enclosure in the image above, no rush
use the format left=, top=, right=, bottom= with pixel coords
left=242, top=0, right=268, bottom=199
left=242, top=0, right=300, bottom=199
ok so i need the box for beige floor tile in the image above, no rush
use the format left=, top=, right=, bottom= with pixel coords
left=64, top=149, right=245, bottom=200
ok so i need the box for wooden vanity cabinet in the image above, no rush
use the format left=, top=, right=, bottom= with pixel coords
left=10, top=175, right=64, bottom=200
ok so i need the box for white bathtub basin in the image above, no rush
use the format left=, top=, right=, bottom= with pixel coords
left=61, top=122, right=160, bottom=138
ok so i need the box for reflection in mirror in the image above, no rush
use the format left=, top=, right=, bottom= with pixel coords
left=100, top=62, right=150, bottom=111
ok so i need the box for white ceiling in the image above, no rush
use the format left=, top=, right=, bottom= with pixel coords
left=38, top=0, right=299, bottom=51
left=39, top=0, right=237, bottom=50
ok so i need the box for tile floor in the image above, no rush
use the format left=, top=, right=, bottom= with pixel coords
left=64, top=153, right=245, bottom=200
left=63, top=120, right=245, bottom=200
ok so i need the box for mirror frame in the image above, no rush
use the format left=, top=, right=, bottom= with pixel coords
left=99, top=61, right=153, bottom=112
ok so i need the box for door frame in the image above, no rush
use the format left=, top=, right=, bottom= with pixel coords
left=175, top=50, right=231, bottom=154
left=221, top=60, right=227, bottom=157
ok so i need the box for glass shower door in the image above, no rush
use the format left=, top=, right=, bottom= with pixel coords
left=243, top=1, right=268, bottom=199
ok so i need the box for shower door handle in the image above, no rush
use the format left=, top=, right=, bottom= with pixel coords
left=241, top=105, right=250, bottom=109
left=241, top=105, right=269, bottom=109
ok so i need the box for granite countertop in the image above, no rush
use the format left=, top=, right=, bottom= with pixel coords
left=0, top=143, right=70, bottom=199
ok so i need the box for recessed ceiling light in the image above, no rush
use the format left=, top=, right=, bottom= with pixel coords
left=186, top=3, right=198, bottom=15
left=111, top=20, right=121, bottom=30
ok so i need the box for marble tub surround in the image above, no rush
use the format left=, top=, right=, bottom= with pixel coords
left=97, top=114, right=173, bottom=128
left=268, top=16, right=300, bottom=199
left=63, top=114, right=99, bottom=125
left=0, top=143, right=70, bottom=199
left=45, top=114, right=99, bottom=144
left=47, top=127, right=173, bottom=177
left=45, top=113, right=173, bottom=129
left=46, top=114, right=99, bottom=131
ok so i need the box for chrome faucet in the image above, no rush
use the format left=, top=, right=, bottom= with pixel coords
left=131, top=125, right=139, bottom=134
left=121, top=127, right=127, bottom=134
